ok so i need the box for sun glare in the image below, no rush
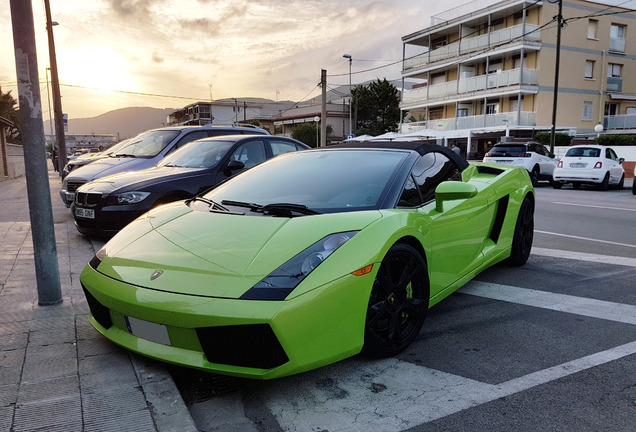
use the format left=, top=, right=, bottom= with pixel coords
left=60, top=48, right=138, bottom=93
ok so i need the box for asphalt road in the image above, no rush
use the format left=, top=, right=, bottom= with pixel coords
left=172, top=181, right=636, bottom=432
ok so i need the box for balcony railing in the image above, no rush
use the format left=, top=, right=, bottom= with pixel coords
left=401, top=111, right=536, bottom=133
left=404, top=24, right=540, bottom=71
left=610, top=37, right=625, bottom=53
left=606, top=77, right=623, bottom=92
left=604, top=114, right=636, bottom=130
left=402, top=68, right=538, bottom=105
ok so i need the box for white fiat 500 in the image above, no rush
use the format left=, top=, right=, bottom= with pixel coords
left=552, top=144, right=625, bottom=190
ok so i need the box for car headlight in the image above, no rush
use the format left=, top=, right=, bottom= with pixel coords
left=89, top=245, right=108, bottom=269
left=106, top=191, right=151, bottom=205
left=241, top=231, right=358, bottom=301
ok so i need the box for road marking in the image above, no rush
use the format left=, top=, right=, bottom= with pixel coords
left=532, top=246, right=636, bottom=265
left=552, top=201, right=636, bottom=212
left=262, top=279, right=636, bottom=431
left=459, top=281, right=636, bottom=325
left=534, top=230, right=636, bottom=250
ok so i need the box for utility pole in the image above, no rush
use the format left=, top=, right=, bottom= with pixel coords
left=320, top=69, right=327, bottom=147
left=10, top=0, right=62, bottom=305
left=549, top=0, right=563, bottom=154
left=44, top=0, right=67, bottom=175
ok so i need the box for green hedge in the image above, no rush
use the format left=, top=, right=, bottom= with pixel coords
left=596, top=135, right=636, bottom=146
left=532, top=132, right=572, bottom=147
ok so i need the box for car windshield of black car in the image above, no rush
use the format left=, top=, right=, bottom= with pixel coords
left=113, top=130, right=180, bottom=158
left=157, top=140, right=235, bottom=169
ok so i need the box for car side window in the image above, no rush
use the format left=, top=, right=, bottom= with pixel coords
left=230, top=140, right=267, bottom=169
left=398, top=152, right=462, bottom=207
left=209, top=129, right=243, bottom=137
left=606, top=148, right=617, bottom=160
left=168, top=131, right=209, bottom=154
left=533, top=144, right=546, bottom=156
left=270, top=140, right=300, bottom=157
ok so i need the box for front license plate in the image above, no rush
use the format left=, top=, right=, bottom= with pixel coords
left=66, top=192, right=75, bottom=202
left=75, top=207, right=95, bottom=219
left=569, top=163, right=586, bottom=168
left=124, top=315, right=171, bottom=346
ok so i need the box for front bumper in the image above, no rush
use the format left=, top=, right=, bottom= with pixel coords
left=80, top=263, right=373, bottom=379
left=74, top=204, right=147, bottom=237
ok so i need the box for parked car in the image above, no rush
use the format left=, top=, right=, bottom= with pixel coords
left=80, top=140, right=534, bottom=379
left=61, top=139, right=131, bottom=179
left=483, top=141, right=557, bottom=186
left=72, top=135, right=310, bottom=237
left=60, top=124, right=269, bottom=207
left=552, top=144, right=625, bottom=190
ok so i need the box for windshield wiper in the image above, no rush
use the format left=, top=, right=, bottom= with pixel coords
left=113, top=153, right=137, bottom=158
left=190, top=196, right=230, bottom=212
left=221, top=200, right=319, bottom=217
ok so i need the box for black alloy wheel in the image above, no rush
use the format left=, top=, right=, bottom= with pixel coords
left=506, top=196, right=534, bottom=266
left=599, top=173, right=610, bottom=191
left=363, top=243, right=429, bottom=358
left=616, top=174, right=625, bottom=190
left=530, top=166, right=539, bottom=187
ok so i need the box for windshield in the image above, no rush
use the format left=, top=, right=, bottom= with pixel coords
left=564, top=147, right=601, bottom=158
left=113, top=130, right=180, bottom=157
left=202, top=149, right=409, bottom=213
left=157, top=139, right=234, bottom=168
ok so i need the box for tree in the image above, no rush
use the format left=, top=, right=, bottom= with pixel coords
left=291, top=122, right=333, bottom=148
left=0, top=89, right=21, bottom=144
left=352, top=78, right=403, bottom=136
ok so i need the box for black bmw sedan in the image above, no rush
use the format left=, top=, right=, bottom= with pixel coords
left=72, top=134, right=309, bottom=237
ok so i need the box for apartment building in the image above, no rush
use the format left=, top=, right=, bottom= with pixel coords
left=399, top=0, right=636, bottom=158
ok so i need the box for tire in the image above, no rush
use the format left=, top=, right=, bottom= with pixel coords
left=530, top=167, right=539, bottom=187
left=552, top=182, right=562, bottom=189
left=615, top=174, right=624, bottom=190
left=599, top=173, right=610, bottom=191
left=362, top=243, right=429, bottom=358
left=633, top=179, right=636, bottom=195
left=505, top=197, right=534, bottom=266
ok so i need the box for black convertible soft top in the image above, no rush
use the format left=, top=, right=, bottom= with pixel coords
left=331, top=140, right=469, bottom=171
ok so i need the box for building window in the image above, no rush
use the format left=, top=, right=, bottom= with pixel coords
left=585, top=60, right=595, bottom=79
left=587, top=19, right=598, bottom=39
left=605, top=103, right=618, bottom=116
left=610, top=24, right=626, bottom=52
left=608, top=63, right=622, bottom=78
left=582, top=101, right=593, bottom=121
left=486, top=103, right=499, bottom=115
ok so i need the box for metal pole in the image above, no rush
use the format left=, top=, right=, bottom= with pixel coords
left=348, top=57, right=352, bottom=136
left=43, top=0, right=67, bottom=175
left=549, top=0, right=563, bottom=154
left=10, top=0, right=62, bottom=305
left=321, top=69, right=327, bottom=147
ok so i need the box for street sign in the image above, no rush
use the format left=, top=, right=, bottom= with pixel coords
left=63, top=113, right=68, bottom=132
left=346, top=134, right=355, bottom=140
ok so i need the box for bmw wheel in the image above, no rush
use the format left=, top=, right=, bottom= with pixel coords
left=363, top=243, right=429, bottom=358
left=506, top=197, right=534, bottom=266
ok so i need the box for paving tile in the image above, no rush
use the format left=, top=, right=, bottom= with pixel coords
left=13, top=396, right=82, bottom=432
left=17, top=376, right=80, bottom=405
left=21, top=357, right=77, bottom=383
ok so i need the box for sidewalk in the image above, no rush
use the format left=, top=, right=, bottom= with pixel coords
left=0, top=163, right=198, bottom=432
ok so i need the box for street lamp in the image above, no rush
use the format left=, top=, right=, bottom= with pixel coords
left=314, top=116, right=320, bottom=148
left=594, top=123, right=603, bottom=138
left=343, top=54, right=352, bottom=137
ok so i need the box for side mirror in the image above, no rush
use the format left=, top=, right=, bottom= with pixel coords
left=619, top=158, right=625, bottom=164
left=435, top=181, right=478, bottom=212
left=224, top=160, right=245, bottom=175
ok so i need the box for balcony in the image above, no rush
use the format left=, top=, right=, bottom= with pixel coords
left=404, top=23, right=541, bottom=72
left=402, top=111, right=536, bottom=133
left=609, top=37, right=625, bottom=53
left=606, top=77, right=622, bottom=92
left=604, top=114, right=636, bottom=130
left=402, top=68, right=538, bottom=107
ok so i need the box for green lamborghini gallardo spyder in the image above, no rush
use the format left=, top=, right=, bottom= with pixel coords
left=80, top=141, right=534, bottom=379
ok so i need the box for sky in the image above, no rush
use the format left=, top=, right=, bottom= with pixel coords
left=2, top=0, right=634, bottom=119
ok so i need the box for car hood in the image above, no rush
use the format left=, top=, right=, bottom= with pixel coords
left=78, top=166, right=204, bottom=194
left=66, top=157, right=154, bottom=183
left=95, top=207, right=382, bottom=299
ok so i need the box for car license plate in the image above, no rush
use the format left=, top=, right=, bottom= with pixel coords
left=124, top=315, right=171, bottom=346
left=496, top=160, right=513, bottom=164
left=569, top=163, right=586, bottom=168
left=75, top=207, right=95, bottom=219
left=66, top=192, right=75, bottom=202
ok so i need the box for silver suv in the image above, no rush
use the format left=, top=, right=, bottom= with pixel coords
left=483, top=141, right=557, bottom=186
left=60, top=123, right=268, bottom=207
